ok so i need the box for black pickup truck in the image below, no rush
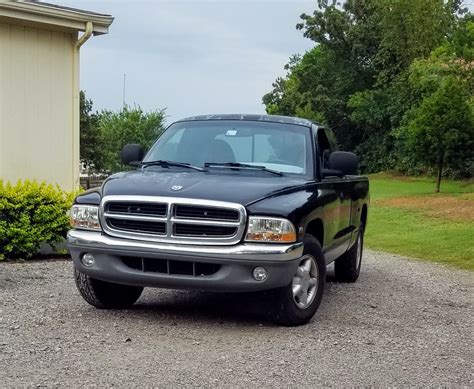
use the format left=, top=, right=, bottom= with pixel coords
left=68, top=114, right=369, bottom=326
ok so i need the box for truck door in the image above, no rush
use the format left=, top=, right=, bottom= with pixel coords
left=316, top=128, right=352, bottom=261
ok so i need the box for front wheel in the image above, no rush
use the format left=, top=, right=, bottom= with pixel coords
left=271, top=235, right=326, bottom=326
left=74, top=268, right=144, bottom=309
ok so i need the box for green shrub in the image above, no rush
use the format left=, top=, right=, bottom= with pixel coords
left=0, top=180, right=74, bottom=260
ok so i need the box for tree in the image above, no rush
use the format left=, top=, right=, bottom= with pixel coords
left=80, top=91, right=104, bottom=172
left=262, top=45, right=369, bottom=150
left=400, top=29, right=474, bottom=189
left=398, top=14, right=474, bottom=190
left=99, top=106, right=167, bottom=172
left=80, top=91, right=167, bottom=174
left=263, top=0, right=469, bottom=176
left=374, top=0, right=463, bottom=83
left=450, top=14, right=474, bottom=61
left=403, top=77, right=473, bottom=192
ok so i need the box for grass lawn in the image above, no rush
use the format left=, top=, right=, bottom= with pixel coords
left=365, top=173, right=474, bottom=270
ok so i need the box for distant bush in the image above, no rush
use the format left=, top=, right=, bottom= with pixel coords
left=0, top=181, right=74, bottom=260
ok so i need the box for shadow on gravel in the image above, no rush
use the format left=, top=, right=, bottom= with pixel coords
left=115, top=267, right=338, bottom=326
left=132, top=289, right=278, bottom=326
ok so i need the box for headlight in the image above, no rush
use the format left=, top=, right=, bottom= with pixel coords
left=245, top=216, right=296, bottom=243
left=70, top=205, right=101, bottom=231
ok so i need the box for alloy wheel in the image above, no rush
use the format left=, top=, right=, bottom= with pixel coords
left=292, top=255, right=319, bottom=309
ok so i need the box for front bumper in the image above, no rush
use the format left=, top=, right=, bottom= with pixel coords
left=67, top=230, right=303, bottom=292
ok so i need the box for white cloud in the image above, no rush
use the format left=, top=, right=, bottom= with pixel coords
left=61, top=0, right=474, bottom=123
left=59, top=0, right=316, bottom=122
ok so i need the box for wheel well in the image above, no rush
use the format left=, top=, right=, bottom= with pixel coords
left=306, top=219, right=324, bottom=246
left=361, top=204, right=367, bottom=226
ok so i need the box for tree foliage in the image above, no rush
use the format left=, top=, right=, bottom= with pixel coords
left=98, top=106, right=166, bottom=172
left=263, top=0, right=472, bottom=189
left=79, top=91, right=166, bottom=173
left=402, top=77, right=473, bottom=191
left=80, top=91, right=103, bottom=171
left=399, top=32, right=474, bottom=188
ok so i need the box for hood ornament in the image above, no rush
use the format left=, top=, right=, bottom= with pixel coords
left=171, top=185, right=183, bottom=191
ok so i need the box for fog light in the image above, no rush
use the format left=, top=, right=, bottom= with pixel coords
left=82, top=253, right=95, bottom=267
left=253, top=267, right=267, bottom=281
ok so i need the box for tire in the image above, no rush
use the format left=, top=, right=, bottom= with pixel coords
left=334, top=223, right=364, bottom=283
left=74, top=268, right=144, bottom=309
left=271, top=234, right=326, bottom=326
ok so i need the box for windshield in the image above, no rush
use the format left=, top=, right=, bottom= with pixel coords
left=143, top=120, right=314, bottom=176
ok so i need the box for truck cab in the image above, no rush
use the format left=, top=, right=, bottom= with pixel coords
left=68, top=114, right=369, bottom=326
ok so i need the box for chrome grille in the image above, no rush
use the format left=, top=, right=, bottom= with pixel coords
left=101, top=195, right=246, bottom=245
left=175, top=204, right=239, bottom=221
left=107, top=218, right=167, bottom=235
left=107, top=202, right=167, bottom=217
left=174, top=224, right=237, bottom=237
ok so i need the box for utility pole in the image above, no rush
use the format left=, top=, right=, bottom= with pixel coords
left=120, top=73, right=126, bottom=170
left=122, top=73, right=126, bottom=110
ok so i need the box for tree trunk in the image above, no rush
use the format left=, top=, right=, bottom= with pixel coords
left=436, top=152, right=444, bottom=193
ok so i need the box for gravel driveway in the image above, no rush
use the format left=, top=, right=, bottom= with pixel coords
left=1, top=250, right=472, bottom=387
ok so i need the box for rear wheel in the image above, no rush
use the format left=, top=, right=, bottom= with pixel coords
left=334, top=223, right=364, bottom=283
left=271, top=234, right=326, bottom=326
left=74, top=268, right=144, bottom=309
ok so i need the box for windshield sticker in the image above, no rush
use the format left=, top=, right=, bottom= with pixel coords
left=226, top=130, right=237, bottom=136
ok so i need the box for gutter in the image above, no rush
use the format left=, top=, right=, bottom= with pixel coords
left=0, top=2, right=113, bottom=35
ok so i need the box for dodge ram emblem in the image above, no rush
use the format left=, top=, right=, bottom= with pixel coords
left=171, top=185, right=183, bottom=191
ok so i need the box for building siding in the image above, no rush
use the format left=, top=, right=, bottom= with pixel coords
left=0, top=21, right=78, bottom=191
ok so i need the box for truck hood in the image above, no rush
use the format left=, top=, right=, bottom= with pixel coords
left=101, top=170, right=310, bottom=206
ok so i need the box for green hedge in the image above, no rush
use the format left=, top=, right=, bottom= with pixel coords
left=0, top=180, right=74, bottom=260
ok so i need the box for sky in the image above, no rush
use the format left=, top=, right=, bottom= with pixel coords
left=60, top=0, right=317, bottom=123
left=60, top=0, right=474, bottom=124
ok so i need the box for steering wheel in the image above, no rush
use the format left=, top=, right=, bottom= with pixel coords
left=267, top=159, right=287, bottom=164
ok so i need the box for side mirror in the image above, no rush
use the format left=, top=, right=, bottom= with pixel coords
left=322, top=151, right=359, bottom=177
left=321, top=168, right=345, bottom=178
left=327, top=151, right=358, bottom=176
left=122, top=144, right=144, bottom=167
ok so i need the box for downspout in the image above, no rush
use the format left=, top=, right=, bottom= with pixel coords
left=75, top=21, right=93, bottom=49
left=72, top=21, right=93, bottom=190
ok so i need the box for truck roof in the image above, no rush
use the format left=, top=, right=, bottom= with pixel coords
left=177, top=114, right=319, bottom=128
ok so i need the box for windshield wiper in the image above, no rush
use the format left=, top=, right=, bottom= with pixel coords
left=204, top=162, right=283, bottom=176
left=140, top=160, right=206, bottom=172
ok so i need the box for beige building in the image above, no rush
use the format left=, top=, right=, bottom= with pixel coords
left=0, top=0, right=113, bottom=191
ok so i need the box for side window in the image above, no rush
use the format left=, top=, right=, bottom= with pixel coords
left=317, top=129, right=332, bottom=169
left=324, top=128, right=339, bottom=151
